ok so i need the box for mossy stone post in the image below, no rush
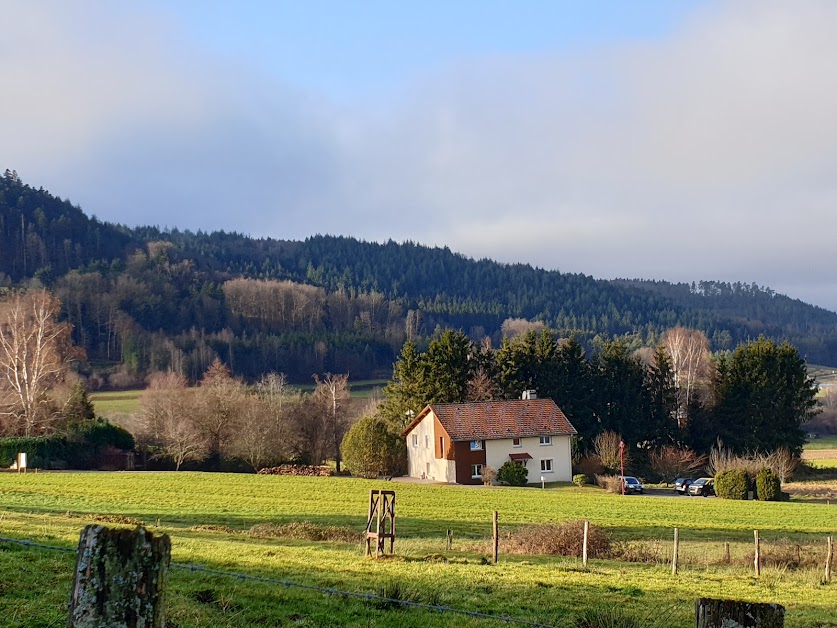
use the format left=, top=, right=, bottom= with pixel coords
left=68, top=525, right=171, bottom=628
left=695, top=598, right=784, bottom=627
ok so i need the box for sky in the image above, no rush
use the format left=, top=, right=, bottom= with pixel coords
left=3, top=1, right=837, bottom=312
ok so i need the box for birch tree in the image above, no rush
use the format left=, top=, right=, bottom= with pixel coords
left=0, top=290, right=76, bottom=436
left=312, top=373, right=350, bottom=472
left=662, top=327, right=711, bottom=428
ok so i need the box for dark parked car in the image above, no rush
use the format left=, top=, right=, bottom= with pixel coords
left=620, top=476, right=644, bottom=494
left=688, top=477, right=715, bottom=497
left=674, top=478, right=694, bottom=494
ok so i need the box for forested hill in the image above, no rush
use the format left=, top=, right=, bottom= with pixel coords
left=2, top=169, right=837, bottom=382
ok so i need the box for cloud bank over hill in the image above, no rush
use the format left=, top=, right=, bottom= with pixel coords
left=3, top=1, right=837, bottom=310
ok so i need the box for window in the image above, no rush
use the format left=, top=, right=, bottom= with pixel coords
left=425, top=435, right=429, bottom=448
left=439, top=436, right=445, bottom=454
left=512, top=438, right=521, bottom=448
left=540, top=459, right=553, bottom=473
left=539, top=435, right=552, bottom=446
left=471, top=464, right=483, bottom=479
left=469, top=440, right=483, bottom=451
left=412, top=434, right=418, bottom=447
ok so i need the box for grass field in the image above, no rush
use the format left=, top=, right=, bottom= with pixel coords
left=89, top=389, right=143, bottom=417
left=1, top=473, right=836, bottom=627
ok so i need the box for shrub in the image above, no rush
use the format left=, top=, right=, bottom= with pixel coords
left=482, top=465, right=497, bottom=486
left=756, top=467, right=781, bottom=501
left=341, top=414, right=406, bottom=479
left=715, top=469, right=749, bottom=500
left=573, top=474, right=588, bottom=487
left=504, top=520, right=611, bottom=558
left=497, top=461, right=528, bottom=486
left=648, top=446, right=707, bottom=484
left=594, top=474, right=622, bottom=494
left=573, top=454, right=605, bottom=478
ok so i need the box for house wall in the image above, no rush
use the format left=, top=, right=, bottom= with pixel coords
left=405, top=411, right=455, bottom=482
left=485, top=435, right=573, bottom=483
left=452, top=441, right=487, bottom=485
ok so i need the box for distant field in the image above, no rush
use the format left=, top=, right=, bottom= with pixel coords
left=89, top=389, right=143, bottom=417
left=803, top=435, right=837, bottom=450
left=0, top=473, right=835, bottom=627
left=810, top=458, right=837, bottom=469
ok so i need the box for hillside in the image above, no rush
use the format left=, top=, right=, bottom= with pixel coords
left=2, top=170, right=837, bottom=383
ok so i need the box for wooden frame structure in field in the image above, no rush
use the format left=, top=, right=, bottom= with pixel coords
left=365, top=490, right=395, bottom=557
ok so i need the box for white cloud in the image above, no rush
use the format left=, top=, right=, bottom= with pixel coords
left=2, top=1, right=836, bottom=310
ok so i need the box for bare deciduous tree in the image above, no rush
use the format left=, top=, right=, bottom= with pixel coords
left=649, top=446, right=707, bottom=484
left=233, top=372, right=297, bottom=471
left=662, top=327, right=711, bottom=427
left=0, top=290, right=78, bottom=436
left=593, top=431, right=626, bottom=473
left=194, top=359, right=243, bottom=469
left=312, top=373, right=350, bottom=472
left=466, top=367, right=496, bottom=401
left=139, top=372, right=208, bottom=470
left=500, top=318, right=546, bottom=340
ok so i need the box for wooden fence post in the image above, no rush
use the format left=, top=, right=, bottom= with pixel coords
left=446, top=528, right=452, bottom=551
left=492, top=511, right=499, bottom=564
left=754, top=530, right=761, bottom=577
left=672, top=527, right=679, bottom=576
left=68, top=525, right=170, bottom=628
left=582, top=520, right=589, bottom=568
left=723, top=542, right=730, bottom=564
left=695, top=598, right=784, bottom=627
left=826, top=536, right=833, bottom=583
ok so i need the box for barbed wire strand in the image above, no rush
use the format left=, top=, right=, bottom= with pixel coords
left=0, top=536, right=559, bottom=628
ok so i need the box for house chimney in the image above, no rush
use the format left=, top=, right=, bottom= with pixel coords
left=521, top=390, right=537, bottom=400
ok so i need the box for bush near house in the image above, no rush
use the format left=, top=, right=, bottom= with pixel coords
left=573, top=474, right=588, bottom=487
left=756, top=467, right=781, bottom=501
left=715, top=469, right=749, bottom=500
left=497, top=461, right=528, bottom=486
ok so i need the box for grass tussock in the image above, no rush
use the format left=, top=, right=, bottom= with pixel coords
left=594, top=475, right=622, bottom=494
left=503, top=520, right=611, bottom=558
left=248, top=521, right=361, bottom=543
left=65, top=512, right=144, bottom=526
left=189, top=524, right=238, bottom=534
left=611, top=540, right=667, bottom=564
left=569, top=605, right=681, bottom=628
left=746, top=539, right=824, bottom=571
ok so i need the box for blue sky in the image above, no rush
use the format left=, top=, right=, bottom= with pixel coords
left=145, top=1, right=694, bottom=101
left=4, top=1, right=837, bottom=312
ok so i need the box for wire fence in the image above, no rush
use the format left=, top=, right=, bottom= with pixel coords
left=0, top=535, right=561, bottom=627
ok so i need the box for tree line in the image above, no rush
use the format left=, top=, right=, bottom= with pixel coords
left=3, top=169, right=837, bottom=388
left=376, top=326, right=819, bottom=471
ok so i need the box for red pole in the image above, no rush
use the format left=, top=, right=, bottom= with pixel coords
left=619, top=440, right=625, bottom=495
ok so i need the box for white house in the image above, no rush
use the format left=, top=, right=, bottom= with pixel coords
left=401, top=393, right=577, bottom=484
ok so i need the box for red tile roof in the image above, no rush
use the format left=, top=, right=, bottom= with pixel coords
left=403, top=399, right=576, bottom=441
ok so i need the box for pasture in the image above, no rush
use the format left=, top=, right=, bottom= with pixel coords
left=1, top=473, right=836, bottom=627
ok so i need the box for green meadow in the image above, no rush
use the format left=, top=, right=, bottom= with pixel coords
left=1, top=473, right=836, bottom=627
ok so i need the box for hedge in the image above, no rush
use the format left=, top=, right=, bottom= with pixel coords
left=715, top=469, right=749, bottom=500
left=0, top=420, right=134, bottom=470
